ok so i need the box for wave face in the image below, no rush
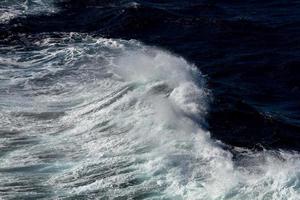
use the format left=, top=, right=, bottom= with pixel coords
left=0, top=34, right=300, bottom=199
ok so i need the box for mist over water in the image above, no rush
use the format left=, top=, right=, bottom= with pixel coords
left=1, top=1, right=300, bottom=199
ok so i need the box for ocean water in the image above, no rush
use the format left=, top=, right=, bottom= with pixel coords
left=0, top=1, right=300, bottom=199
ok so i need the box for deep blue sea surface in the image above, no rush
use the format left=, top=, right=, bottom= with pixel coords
left=0, top=0, right=300, bottom=199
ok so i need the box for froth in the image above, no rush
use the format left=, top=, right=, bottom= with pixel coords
left=0, top=34, right=299, bottom=199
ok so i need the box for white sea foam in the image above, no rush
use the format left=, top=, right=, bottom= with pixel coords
left=0, top=0, right=57, bottom=23
left=0, top=34, right=299, bottom=199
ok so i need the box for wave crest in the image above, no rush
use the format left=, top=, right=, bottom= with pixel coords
left=0, top=34, right=299, bottom=199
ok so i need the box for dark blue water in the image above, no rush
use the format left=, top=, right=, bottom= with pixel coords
left=1, top=0, right=300, bottom=199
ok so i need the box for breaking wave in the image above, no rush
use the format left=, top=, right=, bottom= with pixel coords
left=0, top=34, right=299, bottom=199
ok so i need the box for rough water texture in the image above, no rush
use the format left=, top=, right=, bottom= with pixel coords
left=1, top=0, right=300, bottom=200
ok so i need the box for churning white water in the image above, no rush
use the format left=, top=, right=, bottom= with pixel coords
left=0, top=34, right=300, bottom=199
left=0, top=0, right=57, bottom=23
